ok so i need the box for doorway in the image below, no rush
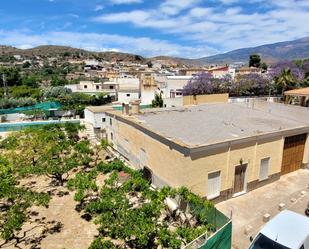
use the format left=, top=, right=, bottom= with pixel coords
left=281, top=134, right=306, bottom=175
left=234, top=163, right=247, bottom=195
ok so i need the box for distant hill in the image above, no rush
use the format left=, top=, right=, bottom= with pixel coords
left=195, top=36, right=309, bottom=65
left=1, top=36, right=309, bottom=66
left=0, top=45, right=146, bottom=63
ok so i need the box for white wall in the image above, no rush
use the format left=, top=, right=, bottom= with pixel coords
left=118, top=92, right=140, bottom=103
left=84, top=109, right=108, bottom=129
left=156, top=76, right=192, bottom=98
left=141, top=87, right=156, bottom=105
left=163, top=97, right=183, bottom=108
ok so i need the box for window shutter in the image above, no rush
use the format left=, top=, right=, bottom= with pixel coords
left=207, top=171, right=221, bottom=200
left=259, top=158, right=270, bottom=181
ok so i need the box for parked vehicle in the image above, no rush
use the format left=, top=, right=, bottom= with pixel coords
left=249, top=210, right=309, bottom=249
left=306, top=202, right=309, bottom=217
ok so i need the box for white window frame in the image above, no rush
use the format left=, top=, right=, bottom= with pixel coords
left=207, top=171, right=221, bottom=200
left=259, top=157, right=270, bottom=181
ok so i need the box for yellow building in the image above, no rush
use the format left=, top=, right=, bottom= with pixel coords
left=104, top=100, right=309, bottom=202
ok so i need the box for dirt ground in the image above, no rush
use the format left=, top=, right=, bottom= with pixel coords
left=0, top=175, right=98, bottom=249
left=216, top=169, right=309, bottom=249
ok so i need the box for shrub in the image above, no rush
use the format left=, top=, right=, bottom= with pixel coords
left=0, top=97, right=37, bottom=109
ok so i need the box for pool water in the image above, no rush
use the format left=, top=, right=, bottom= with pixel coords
left=0, top=120, right=80, bottom=132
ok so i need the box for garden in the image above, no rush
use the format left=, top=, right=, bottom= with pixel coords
left=0, top=124, right=229, bottom=249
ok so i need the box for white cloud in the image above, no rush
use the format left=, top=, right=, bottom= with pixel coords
left=159, top=0, right=202, bottom=15
left=94, top=0, right=309, bottom=52
left=109, top=0, right=143, bottom=4
left=0, top=30, right=218, bottom=58
left=94, top=5, right=104, bottom=11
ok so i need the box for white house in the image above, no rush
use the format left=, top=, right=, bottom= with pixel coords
left=115, top=78, right=140, bottom=103
left=84, top=106, right=113, bottom=130
left=65, top=81, right=117, bottom=98
left=155, top=75, right=193, bottom=99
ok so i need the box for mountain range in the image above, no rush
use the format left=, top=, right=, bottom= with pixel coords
left=1, top=36, right=309, bottom=66
left=195, top=36, right=309, bottom=65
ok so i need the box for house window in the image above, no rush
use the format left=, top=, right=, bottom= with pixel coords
left=110, top=132, right=113, bottom=141
left=109, top=85, right=114, bottom=89
left=84, top=85, right=87, bottom=89
left=96, top=85, right=100, bottom=90
left=102, top=118, right=106, bottom=122
left=207, top=171, right=221, bottom=200
left=259, top=158, right=270, bottom=181
left=126, top=93, right=131, bottom=97
left=110, top=118, right=112, bottom=126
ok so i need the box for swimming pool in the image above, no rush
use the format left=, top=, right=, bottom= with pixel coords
left=0, top=120, right=80, bottom=132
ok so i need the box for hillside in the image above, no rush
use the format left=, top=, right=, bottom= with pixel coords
left=0, top=45, right=146, bottom=63
left=1, top=36, right=309, bottom=66
left=195, top=36, right=309, bottom=65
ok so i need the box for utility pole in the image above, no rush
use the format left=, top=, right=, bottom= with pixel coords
left=2, top=73, right=8, bottom=98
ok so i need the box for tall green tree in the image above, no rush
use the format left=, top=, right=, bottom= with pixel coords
left=249, top=54, right=261, bottom=68
left=151, top=92, right=164, bottom=108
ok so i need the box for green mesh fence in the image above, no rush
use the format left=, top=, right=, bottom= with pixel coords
left=0, top=102, right=61, bottom=114
left=189, top=202, right=229, bottom=230
left=200, top=221, right=232, bottom=249
left=183, top=203, right=232, bottom=249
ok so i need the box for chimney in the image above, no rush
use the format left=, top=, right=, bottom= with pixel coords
left=130, top=100, right=141, bottom=115
left=122, top=102, right=129, bottom=115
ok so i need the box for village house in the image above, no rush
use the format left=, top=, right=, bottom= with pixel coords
left=208, top=66, right=236, bottom=79
left=65, top=80, right=117, bottom=98
left=179, top=68, right=209, bottom=76
left=103, top=99, right=309, bottom=202
left=237, top=66, right=261, bottom=75
left=156, top=75, right=193, bottom=99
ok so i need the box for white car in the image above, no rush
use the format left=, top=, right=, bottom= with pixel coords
left=249, top=210, right=309, bottom=249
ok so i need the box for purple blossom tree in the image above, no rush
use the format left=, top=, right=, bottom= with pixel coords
left=182, top=72, right=233, bottom=96
left=183, top=72, right=214, bottom=96
left=269, top=61, right=305, bottom=83
left=233, top=73, right=269, bottom=96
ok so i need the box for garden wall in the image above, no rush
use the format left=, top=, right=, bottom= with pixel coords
left=183, top=93, right=229, bottom=106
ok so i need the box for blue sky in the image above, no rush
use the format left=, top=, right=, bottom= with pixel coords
left=0, top=0, right=308, bottom=58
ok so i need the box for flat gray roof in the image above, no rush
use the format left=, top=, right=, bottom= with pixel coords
left=135, top=100, right=309, bottom=147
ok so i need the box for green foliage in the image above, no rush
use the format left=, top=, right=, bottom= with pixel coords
left=158, top=228, right=182, bottom=249
left=249, top=54, right=261, bottom=68
left=22, top=61, right=31, bottom=69
left=44, top=88, right=111, bottom=116
left=51, top=76, right=69, bottom=87
left=0, top=97, right=37, bottom=109
left=96, top=160, right=126, bottom=174
left=2, top=124, right=89, bottom=185
left=0, top=67, right=21, bottom=86
left=276, top=68, right=297, bottom=93
left=0, top=156, right=50, bottom=241
left=22, top=109, right=47, bottom=120
left=89, top=238, right=118, bottom=249
left=21, top=74, right=40, bottom=88
left=151, top=92, right=164, bottom=108
left=100, top=138, right=109, bottom=150
left=10, top=85, right=41, bottom=99
left=176, top=226, right=208, bottom=243
left=43, top=86, right=72, bottom=99
left=260, top=62, right=268, bottom=72
left=66, top=160, right=217, bottom=248
left=67, top=170, right=98, bottom=202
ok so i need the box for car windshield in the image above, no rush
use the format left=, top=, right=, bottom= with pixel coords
left=249, top=233, right=291, bottom=249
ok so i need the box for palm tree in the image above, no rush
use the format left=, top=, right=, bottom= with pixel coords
left=276, top=68, right=296, bottom=94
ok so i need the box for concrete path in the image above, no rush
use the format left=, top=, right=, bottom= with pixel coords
left=216, top=169, right=309, bottom=249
